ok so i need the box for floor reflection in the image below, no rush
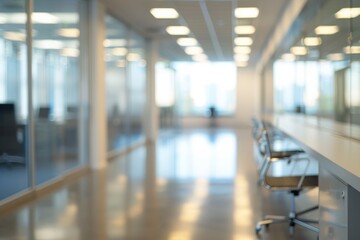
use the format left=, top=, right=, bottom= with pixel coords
left=0, top=128, right=318, bottom=240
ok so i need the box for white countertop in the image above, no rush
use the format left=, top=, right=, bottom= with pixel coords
left=263, top=114, right=360, bottom=192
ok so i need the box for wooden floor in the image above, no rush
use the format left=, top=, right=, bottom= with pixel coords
left=0, top=128, right=319, bottom=240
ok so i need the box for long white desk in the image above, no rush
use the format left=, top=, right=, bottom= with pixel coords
left=263, top=114, right=360, bottom=239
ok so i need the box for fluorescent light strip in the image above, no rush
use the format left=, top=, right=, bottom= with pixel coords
left=3, top=31, right=26, bottom=42
left=335, top=8, right=360, bottom=19
left=344, top=46, right=360, bottom=54
left=150, top=8, right=179, bottom=19
left=234, top=46, right=251, bottom=54
left=234, top=8, right=259, bottom=18
left=177, top=38, right=198, bottom=46
left=315, top=26, right=339, bottom=35
left=57, top=28, right=79, bottom=38
left=327, top=53, right=344, bottom=61
left=32, top=12, right=59, bottom=24
left=291, top=46, right=307, bottom=55
left=281, top=53, right=296, bottom=61
left=303, top=37, right=321, bottom=46
left=234, top=37, right=253, bottom=46
left=127, top=53, right=142, bottom=61
left=166, top=26, right=190, bottom=35
left=236, top=61, right=248, bottom=67
left=234, top=25, right=256, bottom=34
left=185, top=46, right=203, bottom=55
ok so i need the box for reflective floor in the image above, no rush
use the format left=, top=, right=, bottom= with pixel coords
left=0, top=128, right=318, bottom=240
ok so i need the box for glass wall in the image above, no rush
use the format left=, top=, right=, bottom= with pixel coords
left=0, top=0, right=29, bottom=200
left=127, top=31, right=146, bottom=144
left=0, top=0, right=87, bottom=201
left=33, top=0, right=84, bottom=185
left=105, top=14, right=147, bottom=152
left=272, top=0, right=360, bottom=139
left=105, top=15, right=129, bottom=151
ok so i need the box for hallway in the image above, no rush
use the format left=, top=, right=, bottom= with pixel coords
left=0, top=128, right=318, bottom=240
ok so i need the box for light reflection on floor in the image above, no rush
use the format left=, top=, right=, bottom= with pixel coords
left=0, top=128, right=318, bottom=240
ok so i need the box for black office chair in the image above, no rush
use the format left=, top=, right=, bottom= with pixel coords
left=0, top=103, right=25, bottom=164
left=255, top=126, right=319, bottom=235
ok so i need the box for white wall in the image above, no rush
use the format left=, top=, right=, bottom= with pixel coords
left=179, top=67, right=261, bottom=128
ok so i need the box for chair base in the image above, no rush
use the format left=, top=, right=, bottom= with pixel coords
left=255, top=206, right=319, bottom=235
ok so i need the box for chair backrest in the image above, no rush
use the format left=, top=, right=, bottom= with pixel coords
left=260, top=125, right=273, bottom=159
left=0, top=103, right=19, bottom=154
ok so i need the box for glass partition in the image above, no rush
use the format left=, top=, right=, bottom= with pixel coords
left=272, top=0, right=360, bottom=139
left=33, top=0, right=82, bottom=185
left=0, top=0, right=29, bottom=200
left=105, top=15, right=129, bottom=151
left=127, top=31, right=146, bottom=144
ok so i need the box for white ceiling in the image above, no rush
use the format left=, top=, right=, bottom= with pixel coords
left=105, top=0, right=289, bottom=65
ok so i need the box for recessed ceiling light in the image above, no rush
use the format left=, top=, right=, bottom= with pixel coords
left=185, top=46, right=203, bottom=55
left=315, top=26, right=339, bottom=35
left=32, top=12, right=59, bottom=24
left=61, top=48, right=79, bottom=58
left=234, top=37, right=253, bottom=46
left=234, top=25, right=256, bottom=34
left=344, top=46, right=360, bottom=54
left=327, top=53, right=344, bottom=61
left=3, top=31, right=26, bottom=41
left=112, top=47, right=128, bottom=56
left=303, top=37, right=322, bottom=46
left=291, top=46, right=307, bottom=55
left=103, top=39, right=127, bottom=47
left=192, top=54, right=208, bottom=62
left=57, top=28, right=80, bottom=38
left=281, top=53, right=296, bottom=61
left=234, top=46, right=251, bottom=54
left=166, top=26, right=190, bottom=35
left=234, top=8, right=259, bottom=18
left=335, top=8, right=360, bottom=19
left=177, top=38, right=198, bottom=46
left=150, top=8, right=179, bottom=19
left=234, top=54, right=249, bottom=62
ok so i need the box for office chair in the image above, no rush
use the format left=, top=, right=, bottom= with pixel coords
left=0, top=103, right=25, bottom=165
left=255, top=126, right=319, bottom=235
left=251, top=118, right=304, bottom=183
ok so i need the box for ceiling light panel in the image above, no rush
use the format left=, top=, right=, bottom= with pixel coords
left=177, top=38, right=198, bottom=47
left=327, top=53, right=344, bottom=61
left=344, top=46, right=360, bottom=54
left=303, top=37, right=322, bottom=46
left=234, top=54, right=249, bottom=62
left=235, top=7, right=259, bottom=18
left=236, top=61, right=248, bottom=67
left=3, top=32, right=26, bottom=42
left=150, top=8, right=179, bottom=19
left=315, top=26, right=339, bottom=35
left=32, top=12, right=59, bottom=24
left=335, top=8, right=360, bottom=19
left=61, top=48, right=79, bottom=58
left=103, top=39, right=127, bottom=47
left=281, top=53, right=296, bottom=61
left=185, top=46, right=203, bottom=55
left=112, top=48, right=128, bottom=56
left=166, top=26, right=190, bottom=35
left=57, top=28, right=80, bottom=38
left=234, top=37, right=253, bottom=46
left=234, top=46, right=251, bottom=54
left=291, top=46, right=307, bottom=55
left=235, top=25, right=256, bottom=34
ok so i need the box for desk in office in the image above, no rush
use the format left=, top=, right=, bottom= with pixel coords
left=262, top=114, right=360, bottom=239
